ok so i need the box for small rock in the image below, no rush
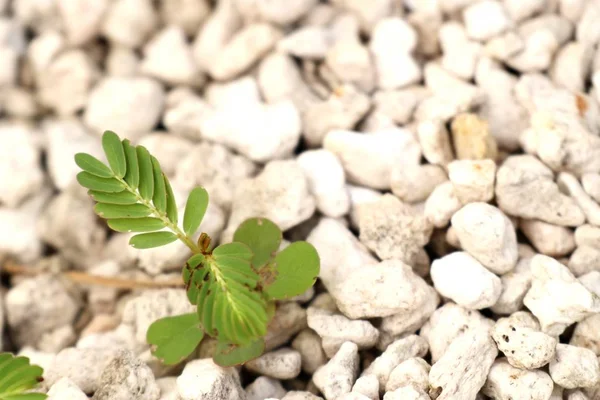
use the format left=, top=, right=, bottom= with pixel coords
left=386, top=357, right=430, bottom=393
left=491, top=312, right=557, bottom=369
left=292, top=329, right=327, bottom=374
left=496, top=155, right=585, bottom=227
left=352, top=375, right=379, bottom=400
left=520, top=219, right=576, bottom=257
left=264, top=302, right=308, bottom=351
left=136, top=133, right=194, bottom=176
left=417, top=119, right=454, bottom=167
left=297, top=150, right=350, bottom=218
left=177, top=358, right=244, bottom=400
left=358, top=194, right=432, bottom=265
left=361, top=335, right=429, bottom=390
left=380, top=285, right=439, bottom=337
left=431, top=251, right=502, bottom=309
left=524, top=255, right=600, bottom=335
left=451, top=113, right=498, bottom=161
left=324, top=128, right=421, bottom=190
left=84, top=76, right=165, bottom=141
left=550, top=41, right=593, bottom=93
left=246, top=377, right=287, bottom=400
left=282, top=391, right=323, bottom=400
left=0, top=123, right=44, bottom=207
left=582, top=174, right=600, bottom=204
left=391, top=164, right=447, bottom=204
left=245, top=348, right=302, bottom=380
left=451, top=203, right=518, bottom=274
left=158, top=0, right=210, bottom=37
left=313, top=342, right=359, bottom=400
left=47, top=377, right=89, bottom=400
left=429, top=329, right=499, bottom=400
left=223, top=160, right=315, bottom=241
left=383, top=386, right=429, bottom=400
left=439, top=22, right=482, bottom=80
left=491, top=257, right=534, bottom=315
left=424, top=63, right=484, bottom=116
left=558, top=172, right=600, bottom=227
left=1, top=87, right=39, bottom=118
left=101, top=0, right=158, bottom=48
left=278, top=26, right=333, bottom=59
left=575, top=224, right=600, bottom=248
left=106, top=45, right=139, bottom=76
left=483, top=358, right=554, bottom=400
left=463, top=0, right=511, bottom=41
left=571, top=314, right=600, bottom=356
left=448, top=159, right=496, bottom=204
left=424, top=182, right=462, bottom=228
left=307, top=307, right=379, bottom=357
left=550, top=344, right=600, bottom=389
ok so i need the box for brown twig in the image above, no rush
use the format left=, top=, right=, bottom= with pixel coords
left=2, top=260, right=185, bottom=290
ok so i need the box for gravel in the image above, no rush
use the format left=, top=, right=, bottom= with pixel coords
left=3, top=0, right=600, bottom=399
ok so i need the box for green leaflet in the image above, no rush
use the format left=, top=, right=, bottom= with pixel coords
left=136, top=146, right=154, bottom=201
left=102, top=131, right=126, bottom=178
left=74, top=153, right=113, bottom=178
left=107, top=217, right=165, bottom=232
left=183, top=254, right=207, bottom=304
left=164, top=177, right=178, bottom=224
left=76, top=172, right=124, bottom=192
left=233, top=218, right=282, bottom=269
left=183, top=187, right=209, bottom=237
left=94, top=203, right=152, bottom=219
left=130, top=232, right=178, bottom=249
left=122, top=139, right=139, bottom=189
left=265, top=241, right=320, bottom=300
left=0, top=353, right=46, bottom=400
left=146, top=313, right=204, bottom=365
left=151, top=157, right=167, bottom=213
left=213, top=339, right=265, bottom=367
left=2, top=394, right=47, bottom=400
left=88, top=190, right=138, bottom=205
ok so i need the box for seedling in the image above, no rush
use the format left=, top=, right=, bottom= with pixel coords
left=0, top=352, right=46, bottom=400
left=74, top=131, right=320, bottom=366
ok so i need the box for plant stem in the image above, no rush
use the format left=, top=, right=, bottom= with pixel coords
left=114, top=176, right=202, bottom=254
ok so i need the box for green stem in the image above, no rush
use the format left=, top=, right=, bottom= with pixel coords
left=115, top=177, right=202, bottom=254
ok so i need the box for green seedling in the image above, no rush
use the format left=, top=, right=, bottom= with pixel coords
left=75, top=131, right=320, bottom=366
left=0, top=352, right=47, bottom=400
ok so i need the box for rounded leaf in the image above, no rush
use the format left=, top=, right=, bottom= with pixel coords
left=146, top=313, right=204, bottom=365
left=183, top=187, right=209, bottom=237
left=102, top=131, right=126, bottom=178
left=74, top=153, right=113, bottom=178
left=233, top=218, right=282, bottom=268
left=265, top=241, right=320, bottom=300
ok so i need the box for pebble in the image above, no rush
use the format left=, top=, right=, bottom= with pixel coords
left=101, top=0, right=158, bottom=48
left=524, top=255, right=600, bottom=335
left=324, top=128, right=421, bottom=190
left=334, top=0, right=394, bottom=33
left=246, top=377, right=287, bottom=400
left=424, top=182, right=462, bottom=228
left=571, top=314, right=600, bottom=356
left=463, top=0, right=510, bottom=41
left=451, top=203, right=518, bottom=274
left=520, top=219, right=576, bottom=257
left=307, top=307, right=379, bottom=357
left=0, top=123, right=44, bottom=207
left=313, top=342, right=359, bottom=400
left=420, top=302, right=494, bottom=363
left=278, top=26, right=333, bottom=59
left=282, top=392, right=323, bottom=400
left=137, top=133, right=195, bottom=176
left=582, top=174, right=600, bottom=204
left=292, top=329, right=327, bottom=374
left=105, top=45, right=139, bottom=76
left=372, top=87, right=428, bottom=126
left=450, top=113, right=498, bottom=161
left=352, top=375, right=379, bottom=400
left=575, top=224, right=600, bottom=248
left=384, top=386, right=429, bottom=400
left=496, top=155, right=586, bottom=227
left=439, top=22, right=481, bottom=80
left=223, top=160, right=315, bottom=241
left=158, top=0, right=209, bottom=36
left=550, top=344, right=600, bottom=389
left=386, top=357, right=430, bottom=393
left=491, top=312, right=557, bottom=369
left=84, top=76, right=165, bottom=141
left=417, top=119, right=454, bottom=167
left=47, top=377, right=89, bottom=400
left=391, top=164, right=447, bottom=204
left=491, top=256, right=534, bottom=315
left=176, top=359, right=245, bottom=400
left=380, top=285, right=439, bottom=337
left=424, top=64, right=484, bottom=117
left=245, top=348, right=302, bottom=380
left=361, top=335, right=428, bottom=390
left=482, top=357, right=554, bottom=400
left=264, top=302, right=308, bottom=351
left=550, top=42, right=593, bottom=93
left=448, top=159, right=496, bottom=204
left=431, top=251, right=502, bottom=309
left=558, top=172, right=600, bottom=227
left=297, top=149, right=350, bottom=218
left=429, top=329, right=498, bottom=400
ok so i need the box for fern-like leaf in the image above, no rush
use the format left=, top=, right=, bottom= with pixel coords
left=0, top=353, right=47, bottom=400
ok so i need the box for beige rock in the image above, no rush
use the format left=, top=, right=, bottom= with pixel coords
left=451, top=113, right=498, bottom=160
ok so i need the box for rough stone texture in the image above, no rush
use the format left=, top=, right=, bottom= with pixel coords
left=176, top=359, right=245, bottom=400
left=549, top=344, right=600, bottom=389
left=482, top=358, right=554, bottom=400
left=313, top=342, right=359, bottom=400
left=245, top=348, right=302, bottom=380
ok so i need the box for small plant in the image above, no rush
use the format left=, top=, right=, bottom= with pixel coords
left=0, top=352, right=47, bottom=400
left=74, top=131, right=320, bottom=366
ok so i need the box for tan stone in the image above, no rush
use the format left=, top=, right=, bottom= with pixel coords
left=451, top=113, right=498, bottom=160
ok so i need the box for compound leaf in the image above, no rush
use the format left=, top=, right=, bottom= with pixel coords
left=88, top=190, right=137, bottom=205
left=213, top=339, right=265, bottom=367
left=233, top=218, right=282, bottom=268
left=264, top=241, right=320, bottom=300
left=102, top=131, right=126, bottom=178
left=164, top=177, right=178, bottom=224
left=74, top=153, right=112, bottom=178
left=151, top=157, right=167, bottom=213
left=122, top=139, right=139, bottom=189
left=136, top=146, right=154, bottom=201
left=183, top=187, right=209, bottom=237
left=130, top=232, right=178, bottom=249
left=107, top=217, right=165, bottom=233
left=146, top=313, right=204, bottom=365
left=76, top=172, right=124, bottom=192
left=0, top=353, right=46, bottom=400
left=94, top=203, right=152, bottom=219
